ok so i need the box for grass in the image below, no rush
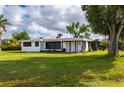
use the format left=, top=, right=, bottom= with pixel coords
left=0, top=50, right=124, bottom=87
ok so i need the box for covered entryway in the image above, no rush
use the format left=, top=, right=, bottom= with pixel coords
left=65, top=41, right=86, bottom=53
left=45, top=41, right=62, bottom=51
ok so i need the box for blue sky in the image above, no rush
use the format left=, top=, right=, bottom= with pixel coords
left=0, top=5, right=103, bottom=39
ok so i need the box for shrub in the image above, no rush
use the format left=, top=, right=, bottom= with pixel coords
left=2, top=39, right=21, bottom=51
left=99, top=40, right=108, bottom=48
left=88, top=42, right=92, bottom=52
left=88, top=47, right=92, bottom=52
left=118, top=40, right=124, bottom=50
left=2, top=44, right=21, bottom=51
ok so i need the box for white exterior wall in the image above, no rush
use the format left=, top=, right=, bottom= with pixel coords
left=85, top=41, right=88, bottom=51
left=63, top=42, right=66, bottom=49
left=21, top=41, right=40, bottom=52
left=21, top=40, right=89, bottom=53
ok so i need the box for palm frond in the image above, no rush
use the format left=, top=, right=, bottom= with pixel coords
left=0, top=15, right=4, bottom=21
left=0, top=15, right=10, bottom=33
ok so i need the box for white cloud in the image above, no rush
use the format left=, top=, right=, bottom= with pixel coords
left=28, top=22, right=48, bottom=34
left=27, top=6, right=42, bottom=19
left=8, top=26, right=18, bottom=31
left=0, top=6, right=5, bottom=14
left=0, top=5, right=95, bottom=39
left=3, top=6, right=26, bottom=26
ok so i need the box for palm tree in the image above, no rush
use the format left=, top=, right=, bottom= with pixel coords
left=66, top=22, right=89, bottom=38
left=0, top=14, right=10, bottom=51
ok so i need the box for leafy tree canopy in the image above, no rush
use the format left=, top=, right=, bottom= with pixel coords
left=81, top=6, right=124, bottom=56
left=82, top=6, right=124, bottom=36
left=66, top=22, right=90, bottom=38
left=12, top=31, right=30, bottom=40
left=56, top=33, right=63, bottom=38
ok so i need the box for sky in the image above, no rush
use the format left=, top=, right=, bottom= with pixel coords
left=0, top=5, right=103, bottom=39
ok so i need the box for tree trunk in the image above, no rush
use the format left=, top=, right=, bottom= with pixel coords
left=108, top=31, right=119, bottom=56
left=108, top=22, right=124, bottom=56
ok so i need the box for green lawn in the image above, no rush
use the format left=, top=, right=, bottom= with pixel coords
left=0, top=51, right=124, bottom=87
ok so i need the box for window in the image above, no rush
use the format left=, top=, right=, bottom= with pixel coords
left=35, top=42, right=39, bottom=47
left=23, top=42, right=31, bottom=47
left=46, top=42, right=61, bottom=49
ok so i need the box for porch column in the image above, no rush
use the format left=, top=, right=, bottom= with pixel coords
left=61, top=41, right=63, bottom=51
left=82, top=41, right=84, bottom=53
left=69, top=41, right=71, bottom=53
left=77, top=41, right=78, bottom=52
left=75, top=41, right=76, bottom=53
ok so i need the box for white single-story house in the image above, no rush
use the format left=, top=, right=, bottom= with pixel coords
left=21, top=38, right=91, bottom=53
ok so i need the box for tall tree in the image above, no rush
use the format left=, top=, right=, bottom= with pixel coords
left=56, top=33, right=63, bottom=38
left=66, top=22, right=90, bottom=38
left=81, top=6, right=124, bottom=56
left=0, top=15, right=10, bottom=51
left=12, top=31, right=30, bottom=40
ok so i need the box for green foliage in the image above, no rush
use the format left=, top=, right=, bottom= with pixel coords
left=81, top=6, right=124, bottom=56
left=120, top=31, right=124, bottom=41
left=88, top=42, right=92, bottom=52
left=0, top=14, right=10, bottom=51
left=98, top=40, right=124, bottom=50
left=2, top=39, right=21, bottom=50
left=99, top=40, right=108, bottom=47
left=66, top=22, right=90, bottom=38
left=56, top=33, right=63, bottom=38
left=12, top=31, right=30, bottom=40
left=118, top=40, right=124, bottom=50
left=88, top=47, right=92, bottom=52
left=81, top=5, right=124, bottom=37
left=0, top=51, right=124, bottom=86
left=119, top=40, right=124, bottom=45
left=2, top=31, right=30, bottom=51
left=0, top=14, right=10, bottom=33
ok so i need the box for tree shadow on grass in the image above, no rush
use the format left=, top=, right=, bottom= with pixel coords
left=0, top=54, right=117, bottom=86
left=5, top=50, right=82, bottom=54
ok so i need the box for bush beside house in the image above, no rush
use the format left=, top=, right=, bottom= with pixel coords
left=2, top=39, right=21, bottom=51
left=1, top=31, right=30, bottom=51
